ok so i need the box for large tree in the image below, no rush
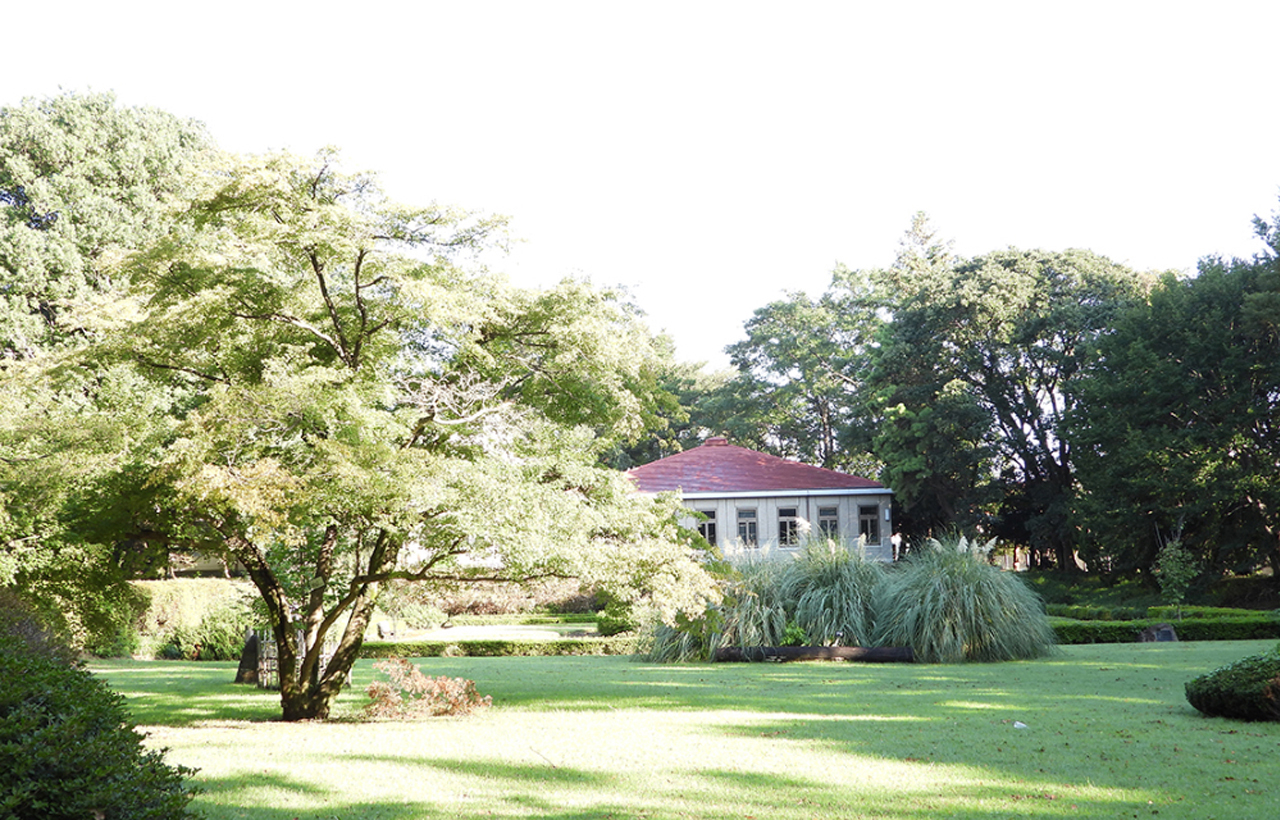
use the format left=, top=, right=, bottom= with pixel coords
left=1068, top=212, right=1280, bottom=580
left=713, top=273, right=883, bottom=476
left=868, top=217, right=1150, bottom=564
left=0, top=91, right=210, bottom=358
left=1, top=92, right=212, bottom=643
left=9, top=151, right=714, bottom=719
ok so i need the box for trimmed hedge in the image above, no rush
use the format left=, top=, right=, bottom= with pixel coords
left=1147, top=605, right=1273, bottom=621
left=358, top=636, right=642, bottom=659
left=1185, top=652, right=1280, bottom=721
left=1046, top=604, right=1147, bottom=621
left=1053, top=616, right=1280, bottom=644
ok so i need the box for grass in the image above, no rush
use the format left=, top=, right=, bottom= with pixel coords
left=92, top=641, right=1280, bottom=820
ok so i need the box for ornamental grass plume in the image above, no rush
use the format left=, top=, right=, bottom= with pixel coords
left=871, top=534, right=1057, bottom=663
left=780, top=539, right=885, bottom=647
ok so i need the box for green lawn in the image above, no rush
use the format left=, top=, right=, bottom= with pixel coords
left=92, top=641, right=1280, bottom=820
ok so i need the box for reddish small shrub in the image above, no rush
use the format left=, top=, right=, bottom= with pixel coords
left=363, top=658, right=492, bottom=719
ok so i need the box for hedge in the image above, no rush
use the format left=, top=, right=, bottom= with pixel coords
left=1185, top=652, right=1280, bottom=721
left=1053, top=616, right=1280, bottom=645
left=358, top=636, right=643, bottom=659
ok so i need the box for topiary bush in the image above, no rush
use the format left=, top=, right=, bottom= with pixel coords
left=0, top=593, right=198, bottom=819
left=872, top=535, right=1058, bottom=663
left=1185, top=651, right=1280, bottom=721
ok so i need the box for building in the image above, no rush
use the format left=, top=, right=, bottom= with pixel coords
left=626, top=437, right=894, bottom=561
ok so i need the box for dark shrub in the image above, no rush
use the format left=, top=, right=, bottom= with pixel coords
left=1185, top=651, right=1280, bottom=721
left=159, top=600, right=254, bottom=660
left=0, top=605, right=198, bottom=819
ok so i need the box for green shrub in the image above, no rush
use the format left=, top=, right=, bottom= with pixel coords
left=872, top=535, right=1057, bottom=663
left=1051, top=620, right=1145, bottom=644
left=780, top=541, right=884, bottom=646
left=158, top=598, right=254, bottom=661
left=1185, top=651, right=1280, bottom=721
left=1046, top=604, right=1147, bottom=621
left=359, top=636, right=642, bottom=658
left=1052, top=616, right=1280, bottom=644
left=717, top=560, right=791, bottom=649
left=1147, top=605, right=1272, bottom=621
left=0, top=625, right=198, bottom=818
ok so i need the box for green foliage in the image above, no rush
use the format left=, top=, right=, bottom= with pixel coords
left=1154, top=538, right=1199, bottom=617
left=0, top=631, right=198, bottom=818
left=4, top=149, right=715, bottom=720
left=158, top=599, right=254, bottom=661
left=872, top=535, right=1057, bottom=662
left=596, top=599, right=640, bottom=637
left=717, top=560, right=792, bottom=650
left=0, top=90, right=211, bottom=357
left=1045, top=603, right=1147, bottom=621
left=1185, top=651, right=1280, bottom=721
left=359, top=636, right=641, bottom=658
left=1052, top=615, right=1280, bottom=644
left=1068, top=225, right=1280, bottom=580
left=362, top=658, right=491, bottom=719
left=780, top=540, right=885, bottom=646
left=869, top=229, right=1150, bottom=562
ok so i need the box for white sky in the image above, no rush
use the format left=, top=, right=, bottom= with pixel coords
left=5, top=1, right=1279, bottom=369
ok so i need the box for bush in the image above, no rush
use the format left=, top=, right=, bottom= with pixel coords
left=157, top=599, right=255, bottom=661
left=780, top=541, right=884, bottom=646
left=1052, top=616, right=1280, bottom=644
left=872, top=535, right=1057, bottom=663
left=1046, top=604, right=1147, bottom=621
left=0, top=616, right=198, bottom=818
left=359, top=636, right=642, bottom=658
left=363, top=658, right=492, bottom=719
left=717, top=560, right=791, bottom=650
left=1185, top=651, right=1280, bottom=721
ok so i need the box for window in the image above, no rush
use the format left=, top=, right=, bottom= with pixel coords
left=737, top=509, right=758, bottom=546
left=859, top=505, right=880, bottom=543
left=697, top=510, right=717, bottom=546
left=818, top=506, right=839, bottom=540
left=778, top=507, right=800, bottom=547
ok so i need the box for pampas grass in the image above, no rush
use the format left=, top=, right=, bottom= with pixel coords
left=781, top=540, right=884, bottom=646
left=871, top=535, right=1057, bottom=663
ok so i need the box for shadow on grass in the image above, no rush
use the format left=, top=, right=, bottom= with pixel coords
left=186, top=755, right=1164, bottom=820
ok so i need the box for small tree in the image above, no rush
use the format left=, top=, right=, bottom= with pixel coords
left=1154, top=536, right=1198, bottom=620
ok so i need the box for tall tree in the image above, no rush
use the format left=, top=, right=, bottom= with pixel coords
left=1068, top=212, right=1280, bottom=580
left=9, top=151, right=714, bottom=719
left=0, top=91, right=210, bottom=358
left=869, top=218, right=1150, bottom=564
left=717, top=273, right=884, bottom=476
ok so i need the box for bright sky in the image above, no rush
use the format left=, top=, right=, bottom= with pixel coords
left=6, top=1, right=1279, bottom=369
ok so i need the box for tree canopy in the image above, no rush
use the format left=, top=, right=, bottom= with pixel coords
left=3, top=149, right=715, bottom=719
left=1068, top=215, right=1280, bottom=579
left=0, top=91, right=211, bottom=358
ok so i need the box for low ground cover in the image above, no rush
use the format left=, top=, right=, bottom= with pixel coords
left=93, top=641, right=1280, bottom=820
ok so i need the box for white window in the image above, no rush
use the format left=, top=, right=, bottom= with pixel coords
left=859, top=505, right=880, bottom=543
left=818, top=506, right=839, bottom=540
left=737, top=509, right=758, bottom=546
left=778, top=507, right=800, bottom=547
left=697, top=510, right=717, bottom=546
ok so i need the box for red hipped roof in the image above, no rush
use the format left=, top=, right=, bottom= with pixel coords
left=626, top=437, right=884, bottom=494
